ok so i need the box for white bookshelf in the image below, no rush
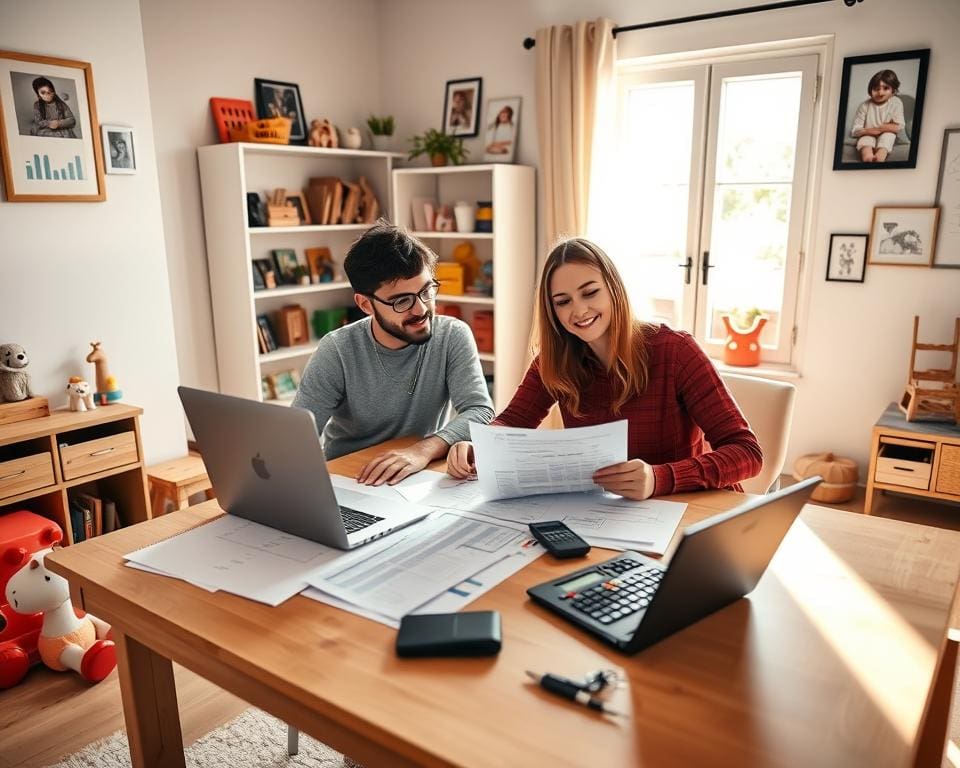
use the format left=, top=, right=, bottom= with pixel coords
left=393, top=164, right=536, bottom=409
left=197, top=143, right=402, bottom=401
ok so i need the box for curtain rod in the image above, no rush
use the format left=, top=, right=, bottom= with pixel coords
left=521, top=0, right=863, bottom=49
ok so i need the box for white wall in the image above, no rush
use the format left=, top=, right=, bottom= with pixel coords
left=377, top=0, right=960, bottom=475
left=139, top=0, right=383, bottom=394
left=0, top=0, right=186, bottom=464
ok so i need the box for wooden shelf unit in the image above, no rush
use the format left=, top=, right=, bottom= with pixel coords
left=198, top=143, right=404, bottom=401
left=0, top=404, right=150, bottom=544
left=392, top=164, right=536, bottom=409
left=864, top=402, right=960, bottom=515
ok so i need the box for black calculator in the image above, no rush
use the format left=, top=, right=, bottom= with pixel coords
left=528, top=520, right=591, bottom=559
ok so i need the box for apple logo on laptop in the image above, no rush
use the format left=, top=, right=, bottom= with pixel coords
left=251, top=452, right=270, bottom=480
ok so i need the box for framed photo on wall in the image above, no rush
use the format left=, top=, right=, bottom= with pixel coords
left=832, top=49, right=929, bottom=171
left=826, top=234, right=868, bottom=282
left=101, top=124, right=135, bottom=174
left=867, top=206, right=939, bottom=266
left=0, top=49, right=105, bottom=201
left=483, top=96, right=521, bottom=163
left=254, top=78, right=306, bottom=143
left=443, top=77, right=481, bottom=137
left=934, top=128, right=960, bottom=268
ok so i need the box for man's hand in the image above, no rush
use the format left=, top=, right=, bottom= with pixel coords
left=357, top=436, right=446, bottom=486
left=49, top=119, right=59, bottom=129
left=592, top=459, right=656, bottom=501
left=446, top=441, right=477, bottom=479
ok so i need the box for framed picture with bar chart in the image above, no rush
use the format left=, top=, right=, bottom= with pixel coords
left=0, top=50, right=105, bottom=201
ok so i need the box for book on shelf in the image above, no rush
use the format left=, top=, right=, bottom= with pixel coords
left=103, top=498, right=121, bottom=533
left=257, top=314, right=279, bottom=351
left=75, top=491, right=103, bottom=537
left=69, top=499, right=86, bottom=543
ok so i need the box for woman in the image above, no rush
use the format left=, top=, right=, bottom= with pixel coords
left=446, top=238, right=762, bottom=499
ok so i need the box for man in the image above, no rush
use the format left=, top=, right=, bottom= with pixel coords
left=293, top=222, right=494, bottom=486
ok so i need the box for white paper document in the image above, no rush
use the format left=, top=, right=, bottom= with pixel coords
left=306, top=511, right=536, bottom=621
left=469, top=421, right=628, bottom=500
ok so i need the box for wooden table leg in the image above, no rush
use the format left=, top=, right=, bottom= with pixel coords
left=914, top=633, right=957, bottom=767
left=864, top=428, right=880, bottom=515
left=114, top=631, right=185, bottom=768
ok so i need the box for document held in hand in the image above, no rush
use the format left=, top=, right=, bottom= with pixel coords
left=469, top=421, right=628, bottom=501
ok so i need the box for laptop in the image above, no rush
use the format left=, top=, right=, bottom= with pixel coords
left=527, top=475, right=822, bottom=653
left=178, top=386, right=430, bottom=549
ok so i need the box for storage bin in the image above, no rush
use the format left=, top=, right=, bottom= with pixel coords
left=0, top=453, right=55, bottom=500
left=436, top=262, right=465, bottom=295
left=874, top=438, right=933, bottom=490
left=935, top=444, right=960, bottom=496
left=61, top=431, right=138, bottom=481
left=472, top=310, right=494, bottom=353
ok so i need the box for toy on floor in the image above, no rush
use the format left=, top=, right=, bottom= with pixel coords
left=0, top=511, right=65, bottom=689
left=0, top=343, right=33, bottom=403
left=66, top=376, right=96, bottom=412
left=85, top=341, right=123, bottom=405
left=6, top=546, right=116, bottom=683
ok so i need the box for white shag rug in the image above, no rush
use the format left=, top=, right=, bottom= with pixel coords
left=44, top=708, right=361, bottom=768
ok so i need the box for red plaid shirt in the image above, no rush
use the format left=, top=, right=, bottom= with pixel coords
left=492, top=326, right=762, bottom=496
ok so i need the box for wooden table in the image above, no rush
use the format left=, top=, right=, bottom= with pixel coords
left=47, top=438, right=960, bottom=768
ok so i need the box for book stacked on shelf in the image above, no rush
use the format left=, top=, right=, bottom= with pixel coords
left=69, top=490, right=121, bottom=543
left=256, top=313, right=279, bottom=353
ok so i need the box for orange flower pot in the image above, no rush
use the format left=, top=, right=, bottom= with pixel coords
left=722, top=314, right=767, bottom=367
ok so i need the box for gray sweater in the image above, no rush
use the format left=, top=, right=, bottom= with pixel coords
left=293, top=315, right=494, bottom=459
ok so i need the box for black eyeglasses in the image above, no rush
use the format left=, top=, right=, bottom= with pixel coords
left=366, top=280, right=441, bottom=313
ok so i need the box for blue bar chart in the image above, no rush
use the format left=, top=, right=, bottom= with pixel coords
left=24, top=153, right=84, bottom=182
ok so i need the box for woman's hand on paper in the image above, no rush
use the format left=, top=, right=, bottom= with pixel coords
left=446, top=441, right=477, bottom=480
left=593, top=459, right=655, bottom=501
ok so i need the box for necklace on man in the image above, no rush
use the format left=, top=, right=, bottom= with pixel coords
left=371, top=330, right=426, bottom=395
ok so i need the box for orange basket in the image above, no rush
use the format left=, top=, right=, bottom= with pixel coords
left=229, top=117, right=291, bottom=145
left=209, top=97, right=256, bottom=144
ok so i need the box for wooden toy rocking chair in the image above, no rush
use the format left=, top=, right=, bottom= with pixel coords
left=899, top=316, right=960, bottom=424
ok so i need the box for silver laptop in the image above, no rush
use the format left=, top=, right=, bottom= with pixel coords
left=178, top=386, right=430, bottom=549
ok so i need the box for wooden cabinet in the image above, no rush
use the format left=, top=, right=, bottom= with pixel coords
left=864, top=403, right=960, bottom=514
left=0, top=404, right=150, bottom=544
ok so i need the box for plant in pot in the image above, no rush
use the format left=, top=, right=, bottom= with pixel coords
left=367, top=115, right=395, bottom=151
left=408, top=129, right=468, bottom=167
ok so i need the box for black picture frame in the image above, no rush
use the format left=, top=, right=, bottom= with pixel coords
left=832, top=49, right=930, bottom=171
left=271, top=248, right=301, bottom=284
left=246, top=192, right=266, bottom=227
left=826, top=234, right=868, bottom=283
left=442, top=77, right=482, bottom=137
left=251, top=260, right=265, bottom=290
left=254, top=78, right=306, bottom=144
left=933, top=128, right=960, bottom=269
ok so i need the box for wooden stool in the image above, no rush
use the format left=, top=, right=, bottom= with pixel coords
left=147, top=455, right=215, bottom=517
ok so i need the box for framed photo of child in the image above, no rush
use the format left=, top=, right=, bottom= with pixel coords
left=483, top=97, right=521, bottom=163
left=0, top=49, right=106, bottom=201
left=832, top=49, right=929, bottom=171
left=442, top=77, right=482, bottom=137
left=101, top=124, right=136, bottom=174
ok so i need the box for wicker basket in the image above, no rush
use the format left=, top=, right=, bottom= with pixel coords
left=793, top=452, right=859, bottom=503
left=229, top=117, right=292, bottom=145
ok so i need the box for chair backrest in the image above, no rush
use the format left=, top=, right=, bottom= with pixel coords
left=719, top=372, right=797, bottom=494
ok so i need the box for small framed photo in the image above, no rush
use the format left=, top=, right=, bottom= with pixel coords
left=443, top=77, right=481, bottom=137
left=0, top=49, right=106, bottom=201
left=868, top=206, right=939, bottom=266
left=246, top=192, right=266, bottom=227
left=254, top=78, right=306, bottom=143
left=252, top=257, right=276, bottom=289
left=826, top=234, right=868, bottom=282
left=934, top=128, right=960, bottom=268
left=268, top=369, right=301, bottom=400
left=101, top=124, right=135, bottom=174
left=286, top=191, right=311, bottom=225
left=833, top=49, right=929, bottom=170
left=483, top=97, right=521, bottom=163
left=271, top=247, right=302, bottom=284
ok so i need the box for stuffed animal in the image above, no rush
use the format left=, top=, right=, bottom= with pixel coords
left=308, top=118, right=338, bottom=148
left=66, top=377, right=96, bottom=412
left=0, top=343, right=33, bottom=403
left=5, top=546, right=116, bottom=683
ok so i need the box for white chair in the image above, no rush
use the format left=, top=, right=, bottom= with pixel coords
left=719, top=372, right=796, bottom=495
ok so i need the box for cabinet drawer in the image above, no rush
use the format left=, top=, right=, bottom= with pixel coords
left=936, top=444, right=960, bottom=496
left=875, top=440, right=933, bottom=490
left=61, top=432, right=138, bottom=480
left=0, top=453, right=55, bottom=500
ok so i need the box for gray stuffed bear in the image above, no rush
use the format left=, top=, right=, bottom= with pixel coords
left=0, top=343, right=34, bottom=402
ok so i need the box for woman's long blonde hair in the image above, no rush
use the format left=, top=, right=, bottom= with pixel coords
left=534, top=238, right=649, bottom=416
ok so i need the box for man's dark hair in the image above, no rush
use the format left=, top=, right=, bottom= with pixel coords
left=344, top=221, right=437, bottom=296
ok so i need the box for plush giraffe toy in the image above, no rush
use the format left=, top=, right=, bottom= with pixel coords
left=5, top=547, right=116, bottom=682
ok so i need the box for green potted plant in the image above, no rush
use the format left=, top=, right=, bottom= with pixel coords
left=367, top=115, right=395, bottom=151
left=408, top=129, right=468, bottom=167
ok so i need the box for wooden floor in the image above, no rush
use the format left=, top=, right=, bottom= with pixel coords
left=0, top=483, right=957, bottom=768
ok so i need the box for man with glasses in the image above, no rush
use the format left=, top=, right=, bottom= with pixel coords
left=293, top=222, right=494, bottom=485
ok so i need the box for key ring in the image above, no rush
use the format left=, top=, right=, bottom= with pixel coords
left=581, top=668, right=622, bottom=693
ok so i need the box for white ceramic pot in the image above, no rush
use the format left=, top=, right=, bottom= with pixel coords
left=343, top=128, right=363, bottom=149
left=371, top=134, right=392, bottom=152
left=454, top=201, right=476, bottom=233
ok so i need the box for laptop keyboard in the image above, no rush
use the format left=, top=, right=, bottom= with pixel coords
left=565, top=558, right=665, bottom=625
left=339, top=506, right=384, bottom=533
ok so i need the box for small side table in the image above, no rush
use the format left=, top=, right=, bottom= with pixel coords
left=864, top=403, right=960, bottom=515
left=147, top=454, right=214, bottom=516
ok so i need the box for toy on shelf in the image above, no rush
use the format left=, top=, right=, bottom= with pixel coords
left=6, top=545, right=117, bottom=683
left=721, top=312, right=767, bottom=367
left=66, top=377, right=96, bottom=412
left=453, top=242, right=480, bottom=287
left=308, top=118, right=338, bottom=148
left=0, top=343, right=33, bottom=402
left=0, top=511, right=63, bottom=689
left=86, top=342, right=123, bottom=404
left=899, top=316, right=960, bottom=424
left=343, top=127, right=363, bottom=149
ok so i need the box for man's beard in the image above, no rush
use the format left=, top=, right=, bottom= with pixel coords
left=372, top=304, right=434, bottom=346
